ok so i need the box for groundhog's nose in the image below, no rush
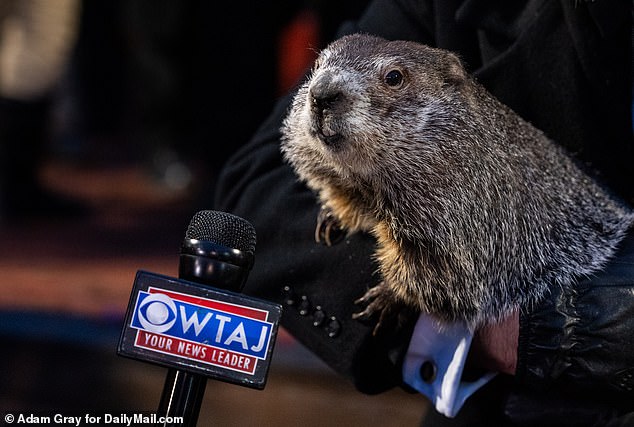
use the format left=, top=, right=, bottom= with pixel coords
left=311, top=90, right=341, bottom=112
left=310, top=76, right=342, bottom=113
left=308, top=72, right=345, bottom=147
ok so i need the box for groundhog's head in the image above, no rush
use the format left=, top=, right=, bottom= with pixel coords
left=281, top=33, right=469, bottom=188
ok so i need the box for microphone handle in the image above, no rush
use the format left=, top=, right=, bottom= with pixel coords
left=157, top=245, right=252, bottom=426
left=157, top=369, right=206, bottom=427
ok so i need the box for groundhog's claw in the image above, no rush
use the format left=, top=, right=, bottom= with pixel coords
left=354, top=283, right=417, bottom=336
left=353, top=284, right=386, bottom=308
left=352, top=284, right=397, bottom=336
left=315, top=206, right=345, bottom=246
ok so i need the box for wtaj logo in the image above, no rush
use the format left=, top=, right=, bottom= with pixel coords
left=130, top=287, right=274, bottom=375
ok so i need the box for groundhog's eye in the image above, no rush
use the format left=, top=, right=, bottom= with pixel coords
left=384, top=69, right=404, bottom=88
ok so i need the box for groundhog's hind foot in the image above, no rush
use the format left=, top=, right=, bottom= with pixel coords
left=353, top=283, right=413, bottom=336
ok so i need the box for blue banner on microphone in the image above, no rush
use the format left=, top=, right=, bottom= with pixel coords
left=118, top=270, right=282, bottom=389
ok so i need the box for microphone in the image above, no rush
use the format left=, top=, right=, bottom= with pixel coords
left=179, top=210, right=256, bottom=291
left=118, top=210, right=282, bottom=426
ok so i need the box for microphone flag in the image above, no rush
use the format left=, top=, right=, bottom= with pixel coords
left=118, top=270, right=282, bottom=389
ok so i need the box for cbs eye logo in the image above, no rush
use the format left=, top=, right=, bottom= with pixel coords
left=137, top=293, right=177, bottom=333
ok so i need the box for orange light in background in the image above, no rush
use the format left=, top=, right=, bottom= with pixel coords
left=277, top=9, right=320, bottom=95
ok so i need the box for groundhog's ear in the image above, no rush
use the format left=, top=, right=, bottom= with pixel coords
left=443, top=53, right=468, bottom=86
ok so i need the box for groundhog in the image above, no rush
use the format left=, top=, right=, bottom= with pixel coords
left=280, top=33, right=634, bottom=330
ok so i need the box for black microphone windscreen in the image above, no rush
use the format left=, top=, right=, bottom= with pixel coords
left=185, top=210, right=256, bottom=254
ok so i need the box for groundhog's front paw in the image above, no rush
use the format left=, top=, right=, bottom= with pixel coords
left=353, top=283, right=413, bottom=336
left=315, top=206, right=345, bottom=246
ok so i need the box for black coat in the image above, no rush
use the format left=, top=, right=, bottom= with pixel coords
left=214, top=0, right=634, bottom=425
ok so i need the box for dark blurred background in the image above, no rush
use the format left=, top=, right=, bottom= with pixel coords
left=0, top=1, right=428, bottom=425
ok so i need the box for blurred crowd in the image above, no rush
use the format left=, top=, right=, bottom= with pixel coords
left=0, top=0, right=369, bottom=223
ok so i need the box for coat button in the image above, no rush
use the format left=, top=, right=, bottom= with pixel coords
left=282, top=286, right=296, bottom=306
left=420, top=360, right=437, bottom=383
left=312, top=306, right=327, bottom=327
left=298, top=295, right=311, bottom=316
left=325, top=316, right=341, bottom=338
